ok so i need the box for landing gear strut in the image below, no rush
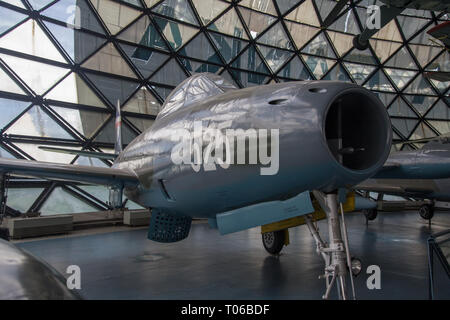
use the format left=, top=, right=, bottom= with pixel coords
left=305, top=190, right=358, bottom=300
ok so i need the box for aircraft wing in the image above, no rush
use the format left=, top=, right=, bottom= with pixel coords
left=424, top=71, right=450, bottom=82
left=0, top=157, right=138, bottom=187
left=357, top=179, right=434, bottom=198
left=428, top=21, right=450, bottom=48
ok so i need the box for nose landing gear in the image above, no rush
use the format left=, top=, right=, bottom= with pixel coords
left=305, top=190, right=358, bottom=300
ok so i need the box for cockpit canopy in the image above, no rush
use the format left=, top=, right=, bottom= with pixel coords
left=156, top=73, right=236, bottom=119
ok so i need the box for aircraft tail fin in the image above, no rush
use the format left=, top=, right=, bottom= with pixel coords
left=114, top=100, right=123, bottom=155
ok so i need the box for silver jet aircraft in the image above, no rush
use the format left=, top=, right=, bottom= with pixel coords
left=358, top=135, right=450, bottom=220
left=0, top=73, right=392, bottom=299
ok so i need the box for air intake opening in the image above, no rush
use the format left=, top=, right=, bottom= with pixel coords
left=325, top=91, right=388, bottom=171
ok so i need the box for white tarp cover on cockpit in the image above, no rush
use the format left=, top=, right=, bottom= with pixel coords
left=157, top=73, right=236, bottom=119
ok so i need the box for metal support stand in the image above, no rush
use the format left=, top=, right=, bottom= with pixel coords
left=0, top=174, right=7, bottom=222
left=305, top=190, right=357, bottom=300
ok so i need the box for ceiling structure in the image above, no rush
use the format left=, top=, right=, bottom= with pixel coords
left=0, top=0, right=448, bottom=215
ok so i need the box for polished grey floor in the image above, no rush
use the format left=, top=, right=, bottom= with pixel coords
left=17, top=211, right=450, bottom=300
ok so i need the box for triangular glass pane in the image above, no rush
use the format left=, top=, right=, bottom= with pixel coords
left=145, top=0, right=163, bottom=8
left=84, top=72, right=140, bottom=105
left=384, top=68, right=417, bottom=90
left=51, top=106, right=109, bottom=138
left=218, top=69, right=240, bottom=88
left=404, top=74, right=435, bottom=95
left=257, top=45, right=293, bottom=73
left=27, top=0, right=53, bottom=10
left=409, top=44, right=443, bottom=68
left=152, top=0, right=199, bottom=25
left=388, top=97, right=418, bottom=118
left=314, top=0, right=337, bottom=21
left=91, top=0, right=141, bottom=35
left=404, top=95, right=437, bottom=116
left=231, top=45, right=270, bottom=74
left=93, top=118, right=137, bottom=145
left=0, top=53, right=69, bottom=95
left=192, top=0, right=229, bottom=26
left=119, top=43, right=170, bottom=78
left=276, top=0, right=302, bottom=15
left=0, top=0, right=25, bottom=9
left=374, top=92, right=396, bottom=107
left=391, top=118, right=419, bottom=138
left=285, top=0, right=319, bottom=26
left=397, top=15, right=429, bottom=41
left=207, top=8, right=248, bottom=39
left=277, top=55, right=312, bottom=80
left=239, top=0, right=277, bottom=15
left=123, top=86, right=161, bottom=116
left=0, top=5, right=27, bottom=35
left=239, top=6, right=276, bottom=39
left=117, top=15, right=167, bottom=51
left=344, top=62, right=376, bottom=85
left=284, top=21, right=320, bottom=50
left=429, top=78, right=449, bottom=94
left=7, top=188, right=44, bottom=213
left=428, top=120, right=450, bottom=135
left=43, top=21, right=107, bottom=64
left=209, top=31, right=248, bottom=63
left=180, top=58, right=221, bottom=74
left=41, top=0, right=105, bottom=33
left=301, top=32, right=336, bottom=58
left=364, top=69, right=395, bottom=92
left=409, top=21, right=438, bottom=44
left=369, top=39, right=402, bottom=63
left=229, top=69, right=269, bottom=87
left=328, top=8, right=359, bottom=34
left=302, top=55, right=336, bottom=79
left=0, top=144, right=15, bottom=157
left=401, top=9, right=431, bottom=18
left=82, top=43, right=137, bottom=78
left=322, top=63, right=351, bottom=82
left=0, top=66, right=25, bottom=94
left=327, top=31, right=353, bottom=57
left=0, top=97, right=30, bottom=129
left=410, top=122, right=437, bottom=141
left=372, top=19, right=402, bottom=42
left=122, top=0, right=142, bottom=7
left=150, top=58, right=188, bottom=86
left=344, top=48, right=377, bottom=65
left=178, top=32, right=222, bottom=63
left=258, top=21, right=293, bottom=50
left=425, top=51, right=450, bottom=72
left=75, top=156, right=109, bottom=167
left=40, top=187, right=98, bottom=216
left=154, top=16, right=199, bottom=50
left=151, top=85, right=173, bottom=101
left=385, top=47, right=418, bottom=70
left=126, top=116, right=154, bottom=133
left=7, top=105, right=72, bottom=139
left=0, top=19, right=66, bottom=63
left=425, top=100, right=450, bottom=120
left=45, top=73, right=106, bottom=108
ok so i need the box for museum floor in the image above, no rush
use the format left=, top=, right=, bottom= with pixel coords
left=16, top=211, right=450, bottom=300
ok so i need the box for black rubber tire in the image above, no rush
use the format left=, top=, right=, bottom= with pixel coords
left=364, top=208, right=378, bottom=221
left=419, top=204, right=434, bottom=220
left=353, top=34, right=370, bottom=50
left=262, top=230, right=285, bottom=255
